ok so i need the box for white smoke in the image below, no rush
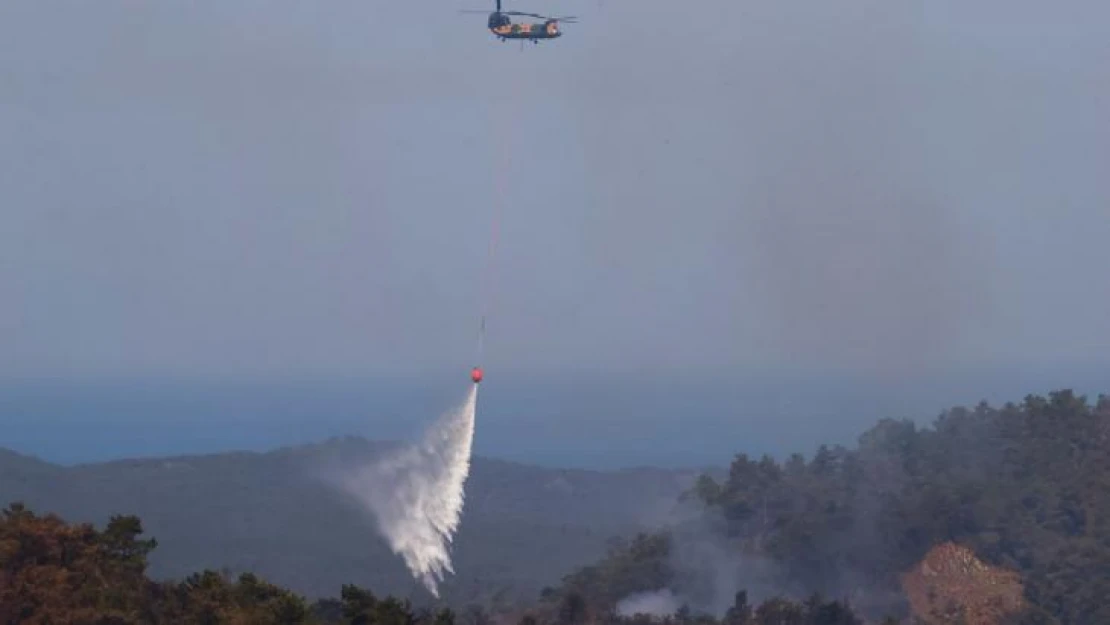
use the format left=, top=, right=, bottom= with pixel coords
left=616, top=589, right=680, bottom=618
left=609, top=497, right=790, bottom=621
left=335, top=384, right=478, bottom=597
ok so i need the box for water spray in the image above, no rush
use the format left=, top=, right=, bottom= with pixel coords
left=336, top=384, right=480, bottom=597
left=333, top=80, right=515, bottom=599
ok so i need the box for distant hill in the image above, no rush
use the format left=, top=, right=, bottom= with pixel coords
left=0, top=436, right=705, bottom=605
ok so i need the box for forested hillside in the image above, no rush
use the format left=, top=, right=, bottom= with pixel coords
left=3, top=389, right=1106, bottom=624
left=545, top=390, right=1107, bottom=624
left=0, top=436, right=699, bottom=605
left=0, top=503, right=863, bottom=624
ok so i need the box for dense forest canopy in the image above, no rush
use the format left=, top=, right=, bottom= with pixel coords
left=547, top=390, right=1108, bottom=624
left=0, top=503, right=863, bottom=624
left=2, top=389, right=1107, bottom=624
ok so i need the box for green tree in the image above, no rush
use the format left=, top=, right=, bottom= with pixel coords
left=341, top=584, right=379, bottom=624
left=723, top=591, right=753, bottom=625
left=434, top=607, right=458, bottom=625
left=753, top=597, right=804, bottom=625
left=558, top=592, right=587, bottom=625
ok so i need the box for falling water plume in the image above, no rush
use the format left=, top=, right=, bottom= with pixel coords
left=337, top=384, right=478, bottom=597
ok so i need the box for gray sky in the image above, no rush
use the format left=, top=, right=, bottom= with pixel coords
left=2, top=0, right=1108, bottom=385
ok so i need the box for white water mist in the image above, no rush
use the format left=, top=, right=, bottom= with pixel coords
left=336, top=384, right=478, bottom=597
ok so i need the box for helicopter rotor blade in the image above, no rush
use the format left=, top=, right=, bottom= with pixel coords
left=502, top=10, right=579, bottom=22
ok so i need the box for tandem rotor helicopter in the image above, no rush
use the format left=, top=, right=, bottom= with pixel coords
left=460, top=0, right=578, bottom=44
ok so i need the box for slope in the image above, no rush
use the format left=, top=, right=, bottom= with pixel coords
left=0, top=436, right=701, bottom=604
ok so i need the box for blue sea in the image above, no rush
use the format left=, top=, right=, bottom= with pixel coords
left=2, top=367, right=1106, bottom=469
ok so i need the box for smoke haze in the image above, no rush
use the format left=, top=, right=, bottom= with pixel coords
left=1, top=0, right=1106, bottom=383
left=664, top=501, right=790, bottom=617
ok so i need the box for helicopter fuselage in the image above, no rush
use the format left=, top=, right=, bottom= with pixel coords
left=487, top=12, right=562, bottom=40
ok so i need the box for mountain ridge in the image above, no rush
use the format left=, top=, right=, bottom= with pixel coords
left=0, top=436, right=710, bottom=605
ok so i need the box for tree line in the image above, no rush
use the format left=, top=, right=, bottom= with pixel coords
left=544, top=390, right=1108, bottom=624
left=0, top=502, right=864, bottom=624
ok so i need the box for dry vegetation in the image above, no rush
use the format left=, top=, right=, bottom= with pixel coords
left=900, top=542, right=1026, bottom=624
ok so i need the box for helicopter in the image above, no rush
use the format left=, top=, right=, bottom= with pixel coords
left=460, top=0, right=578, bottom=43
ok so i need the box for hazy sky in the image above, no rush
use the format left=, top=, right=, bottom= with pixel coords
left=1, top=1, right=1108, bottom=464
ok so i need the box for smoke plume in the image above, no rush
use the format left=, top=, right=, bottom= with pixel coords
left=335, top=384, right=478, bottom=597
left=613, top=497, right=792, bottom=620
left=617, top=589, right=680, bottom=618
